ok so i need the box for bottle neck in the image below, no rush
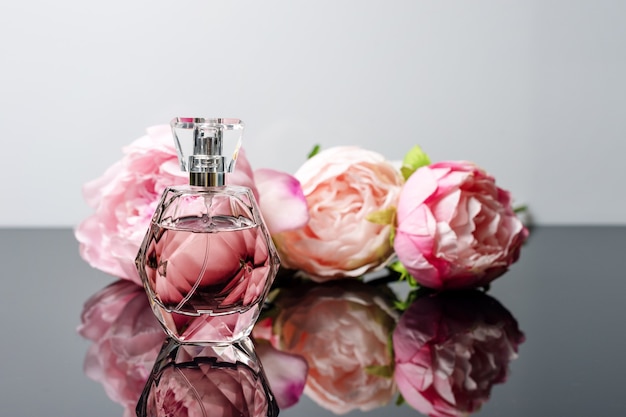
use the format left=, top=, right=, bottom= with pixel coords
left=189, top=172, right=225, bottom=187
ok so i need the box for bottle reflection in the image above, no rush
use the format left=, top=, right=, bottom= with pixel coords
left=137, top=337, right=279, bottom=417
left=392, top=289, right=525, bottom=417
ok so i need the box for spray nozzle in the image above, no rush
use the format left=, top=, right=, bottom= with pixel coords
left=171, top=118, right=244, bottom=187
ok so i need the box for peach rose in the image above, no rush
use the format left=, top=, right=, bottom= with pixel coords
left=273, top=146, right=404, bottom=281
left=271, top=281, right=398, bottom=414
left=394, top=161, right=528, bottom=290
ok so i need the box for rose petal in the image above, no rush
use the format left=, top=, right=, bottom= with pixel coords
left=255, top=168, right=309, bottom=234
left=255, top=340, right=308, bottom=408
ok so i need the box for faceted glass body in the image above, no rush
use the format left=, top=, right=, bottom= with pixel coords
left=137, top=337, right=279, bottom=417
left=136, top=185, right=280, bottom=343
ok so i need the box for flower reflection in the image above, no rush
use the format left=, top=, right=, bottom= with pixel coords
left=78, top=280, right=164, bottom=417
left=78, top=280, right=306, bottom=414
left=137, top=338, right=278, bottom=417
left=393, top=290, right=525, bottom=417
left=79, top=277, right=524, bottom=416
left=257, top=279, right=399, bottom=414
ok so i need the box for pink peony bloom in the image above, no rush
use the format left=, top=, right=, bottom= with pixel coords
left=75, top=125, right=307, bottom=284
left=392, top=290, right=525, bottom=417
left=394, top=161, right=528, bottom=290
left=77, top=280, right=166, bottom=417
left=271, top=281, right=398, bottom=414
left=273, top=146, right=404, bottom=281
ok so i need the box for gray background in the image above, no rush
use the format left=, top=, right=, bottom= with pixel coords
left=1, top=0, right=625, bottom=227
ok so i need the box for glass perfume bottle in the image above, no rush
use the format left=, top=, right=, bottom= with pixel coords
left=136, top=118, right=280, bottom=343
left=136, top=337, right=279, bottom=417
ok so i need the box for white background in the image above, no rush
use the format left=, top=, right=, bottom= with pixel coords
left=1, top=0, right=624, bottom=227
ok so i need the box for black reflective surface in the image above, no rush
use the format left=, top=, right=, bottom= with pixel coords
left=1, top=226, right=625, bottom=416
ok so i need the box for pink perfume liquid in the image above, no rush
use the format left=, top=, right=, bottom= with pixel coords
left=141, top=215, right=275, bottom=342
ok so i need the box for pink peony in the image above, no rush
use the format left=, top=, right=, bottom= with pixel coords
left=394, top=161, right=528, bottom=290
left=273, top=146, right=404, bottom=281
left=77, top=280, right=166, bottom=417
left=271, top=281, right=398, bottom=414
left=75, top=125, right=307, bottom=284
left=392, top=290, right=525, bottom=417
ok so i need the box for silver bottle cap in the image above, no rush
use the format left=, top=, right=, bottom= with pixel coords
left=170, top=117, right=244, bottom=187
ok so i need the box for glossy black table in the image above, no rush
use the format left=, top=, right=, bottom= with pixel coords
left=1, top=226, right=625, bottom=416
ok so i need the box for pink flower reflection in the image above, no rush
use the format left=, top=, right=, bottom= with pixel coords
left=78, top=279, right=305, bottom=414
left=78, top=280, right=165, bottom=417
left=269, top=280, right=399, bottom=414
left=393, top=290, right=525, bottom=417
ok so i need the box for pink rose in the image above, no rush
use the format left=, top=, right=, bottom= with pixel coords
left=75, top=125, right=307, bottom=284
left=273, top=146, right=404, bottom=281
left=77, top=280, right=166, bottom=417
left=394, top=161, right=528, bottom=290
left=271, top=281, right=398, bottom=414
left=393, top=290, right=525, bottom=417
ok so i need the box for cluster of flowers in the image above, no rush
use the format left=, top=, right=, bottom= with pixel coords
left=76, top=125, right=529, bottom=417
left=76, top=125, right=528, bottom=290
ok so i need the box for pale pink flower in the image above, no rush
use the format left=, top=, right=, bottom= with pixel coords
left=394, top=161, right=528, bottom=290
left=392, top=291, right=525, bottom=417
left=255, top=168, right=309, bottom=234
left=77, top=280, right=166, bottom=417
left=273, top=146, right=404, bottom=281
left=272, top=281, right=398, bottom=414
left=75, top=125, right=307, bottom=284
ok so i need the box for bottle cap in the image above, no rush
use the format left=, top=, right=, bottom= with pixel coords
left=170, top=117, right=244, bottom=186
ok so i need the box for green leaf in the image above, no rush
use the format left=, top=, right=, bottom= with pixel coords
left=388, top=261, right=419, bottom=289
left=513, top=204, right=528, bottom=214
left=307, top=144, right=321, bottom=159
left=366, top=207, right=396, bottom=225
left=364, top=364, right=394, bottom=378
left=388, top=260, right=409, bottom=277
left=394, top=289, right=421, bottom=311
left=388, top=225, right=396, bottom=247
left=401, top=145, right=431, bottom=181
left=395, top=394, right=406, bottom=406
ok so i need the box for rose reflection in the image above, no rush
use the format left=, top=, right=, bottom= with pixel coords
left=78, top=280, right=165, bottom=417
left=78, top=278, right=524, bottom=417
left=137, top=338, right=278, bottom=417
left=260, top=280, right=400, bottom=415
left=392, top=290, right=525, bottom=417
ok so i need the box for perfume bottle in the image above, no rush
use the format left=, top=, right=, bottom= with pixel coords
left=136, top=337, right=279, bottom=417
left=136, top=118, right=280, bottom=343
